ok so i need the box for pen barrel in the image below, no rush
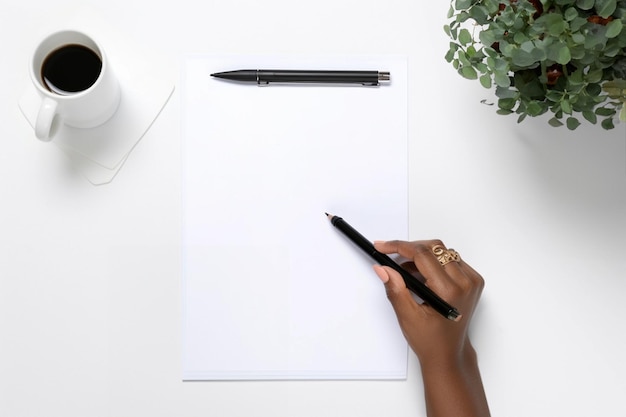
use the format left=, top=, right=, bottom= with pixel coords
left=330, top=215, right=377, bottom=253
left=259, top=70, right=381, bottom=84
left=369, top=251, right=458, bottom=320
left=330, top=215, right=460, bottom=321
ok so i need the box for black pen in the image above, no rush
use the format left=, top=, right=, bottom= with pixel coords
left=211, top=69, right=391, bottom=86
left=326, top=213, right=461, bottom=322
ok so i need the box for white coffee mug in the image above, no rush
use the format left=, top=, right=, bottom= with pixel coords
left=30, top=30, right=121, bottom=141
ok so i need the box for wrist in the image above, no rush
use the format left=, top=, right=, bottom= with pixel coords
left=419, top=342, right=490, bottom=417
left=417, top=338, right=477, bottom=371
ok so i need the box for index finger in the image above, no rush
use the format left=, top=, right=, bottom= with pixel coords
left=374, top=240, right=430, bottom=260
left=374, top=239, right=464, bottom=289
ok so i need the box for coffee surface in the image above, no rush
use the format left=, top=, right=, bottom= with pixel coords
left=41, top=44, right=102, bottom=95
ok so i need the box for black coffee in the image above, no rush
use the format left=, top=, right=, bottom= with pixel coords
left=41, top=44, right=102, bottom=95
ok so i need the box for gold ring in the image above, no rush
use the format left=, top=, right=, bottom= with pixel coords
left=432, top=245, right=461, bottom=266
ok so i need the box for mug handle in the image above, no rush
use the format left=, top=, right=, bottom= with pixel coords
left=35, top=97, right=58, bottom=141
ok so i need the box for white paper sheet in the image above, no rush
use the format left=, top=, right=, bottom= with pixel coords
left=182, top=55, right=409, bottom=380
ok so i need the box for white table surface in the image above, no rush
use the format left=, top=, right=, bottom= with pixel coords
left=2, top=1, right=625, bottom=416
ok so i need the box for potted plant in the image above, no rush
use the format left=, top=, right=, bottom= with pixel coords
left=445, top=0, right=626, bottom=130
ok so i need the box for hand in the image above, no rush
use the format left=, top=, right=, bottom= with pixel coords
left=373, top=239, right=483, bottom=363
left=373, top=239, right=490, bottom=417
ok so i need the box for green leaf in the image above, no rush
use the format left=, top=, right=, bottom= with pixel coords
left=469, top=4, right=490, bottom=24
left=501, top=42, right=515, bottom=58
left=564, top=7, right=579, bottom=21
left=445, top=48, right=456, bottom=63
left=586, top=69, right=604, bottom=84
left=570, top=16, right=588, bottom=32
left=586, top=83, right=602, bottom=96
left=483, top=0, right=501, bottom=14
left=458, top=28, right=472, bottom=45
left=567, top=83, right=584, bottom=94
left=498, top=97, right=517, bottom=110
left=603, top=42, right=621, bottom=57
left=494, top=71, right=511, bottom=87
left=568, top=68, right=584, bottom=84
left=562, top=99, right=573, bottom=114
left=569, top=45, right=586, bottom=60
left=596, top=107, right=616, bottom=116
left=447, top=5, right=455, bottom=18
left=476, top=63, right=489, bottom=73
left=448, top=25, right=459, bottom=39
left=536, top=13, right=567, bottom=36
left=499, top=8, right=516, bottom=26
left=483, top=47, right=498, bottom=59
left=480, top=74, right=492, bottom=88
left=549, top=19, right=567, bottom=37
left=582, top=110, right=598, bottom=124
left=576, top=0, right=594, bottom=10
left=458, top=50, right=471, bottom=66
left=526, top=101, right=545, bottom=116
left=520, top=40, right=535, bottom=53
left=584, top=26, right=608, bottom=50
left=455, top=11, right=472, bottom=24
left=606, top=20, right=623, bottom=38
left=601, top=117, right=615, bottom=129
left=478, top=30, right=497, bottom=46
left=566, top=117, right=581, bottom=130
left=571, top=33, right=586, bottom=44
left=554, top=108, right=564, bottom=119
left=495, top=85, right=517, bottom=98
left=511, top=49, right=537, bottom=67
left=547, top=44, right=571, bottom=65
left=455, top=0, right=473, bottom=10
left=595, top=0, right=617, bottom=18
left=460, top=66, right=478, bottom=79
left=546, top=90, right=564, bottom=102
left=514, top=70, right=547, bottom=100
left=493, top=57, right=509, bottom=72
left=513, top=32, right=529, bottom=44
left=549, top=117, right=564, bottom=127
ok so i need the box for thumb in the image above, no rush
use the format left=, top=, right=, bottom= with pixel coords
left=373, top=265, right=420, bottom=317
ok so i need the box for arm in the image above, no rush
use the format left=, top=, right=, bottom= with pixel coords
left=373, top=240, right=490, bottom=417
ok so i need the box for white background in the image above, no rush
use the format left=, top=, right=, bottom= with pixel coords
left=1, top=1, right=625, bottom=416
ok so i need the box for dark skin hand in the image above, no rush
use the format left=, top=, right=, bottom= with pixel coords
left=373, top=239, right=490, bottom=417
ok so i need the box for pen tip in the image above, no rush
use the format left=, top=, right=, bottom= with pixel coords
left=449, top=311, right=463, bottom=322
left=325, top=212, right=329, bottom=216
